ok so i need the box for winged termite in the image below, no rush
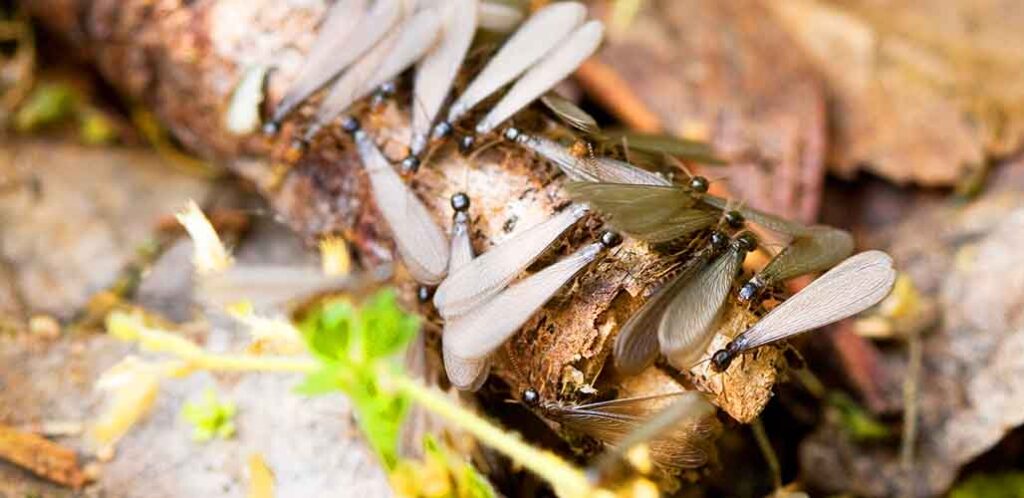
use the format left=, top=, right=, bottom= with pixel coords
left=566, top=181, right=725, bottom=243
left=478, top=1, right=524, bottom=33
left=658, top=232, right=756, bottom=370
left=522, top=388, right=720, bottom=474
left=402, top=0, right=479, bottom=173
left=613, top=232, right=730, bottom=375
left=586, top=391, right=719, bottom=483
left=702, top=195, right=812, bottom=237
left=437, top=2, right=587, bottom=136
left=302, top=7, right=443, bottom=143
left=198, top=266, right=355, bottom=311
left=440, top=192, right=492, bottom=391
left=432, top=202, right=590, bottom=319
left=443, top=231, right=622, bottom=361
left=264, top=0, right=396, bottom=133
left=474, top=20, right=604, bottom=136
left=596, top=130, right=726, bottom=165
left=505, top=128, right=670, bottom=186
left=711, top=250, right=897, bottom=372
left=738, top=226, right=854, bottom=302
left=345, top=118, right=450, bottom=284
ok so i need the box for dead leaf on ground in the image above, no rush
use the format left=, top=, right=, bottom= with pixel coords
left=800, top=158, right=1024, bottom=496
left=768, top=0, right=1024, bottom=186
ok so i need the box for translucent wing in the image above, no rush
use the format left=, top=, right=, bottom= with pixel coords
left=598, top=130, right=725, bottom=165
left=198, top=266, right=352, bottom=311
left=478, top=1, right=524, bottom=33
left=540, top=93, right=601, bottom=136
left=734, top=250, right=896, bottom=351
left=512, top=131, right=670, bottom=186
left=703, top=195, right=811, bottom=236
left=446, top=1, right=587, bottom=123
left=444, top=242, right=602, bottom=360
left=658, top=244, right=745, bottom=369
left=566, top=182, right=708, bottom=241
left=353, top=130, right=449, bottom=284
left=544, top=392, right=719, bottom=471
left=614, top=247, right=721, bottom=375
left=409, top=0, right=478, bottom=156
left=270, top=0, right=392, bottom=126
left=432, top=203, right=588, bottom=319
left=442, top=208, right=491, bottom=391
left=307, top=8, right=443, bottom=141
left=475, top=20, right=604, bottom=134
left=752, top=226, right=854, bottom=288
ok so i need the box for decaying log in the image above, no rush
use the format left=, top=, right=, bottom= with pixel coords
left=26, top=0, right=784, bottom=422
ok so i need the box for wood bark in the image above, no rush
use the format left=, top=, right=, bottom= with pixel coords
left=26, top=0, right=783, bottom=422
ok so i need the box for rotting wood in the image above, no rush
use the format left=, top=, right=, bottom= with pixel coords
left=26, top=0, right=782, bottom=422
left=0, top=422, right=87, bottom=488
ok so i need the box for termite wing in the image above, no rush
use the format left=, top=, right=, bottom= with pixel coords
left=478, top=1, right=524, bottom=33
left=265, top=0, right=403, bottom=132
left=613, top=232, right=730, bottom=375
left=441, top=192, right=492, bottom=391
left=403, top=0, right=478, bottom=172
left=473, top=20, right=604, bottom=135
left=711, top=250, right=897, bottom=372
left=432, top=203, right=590, bottom=319
left=303, top=7, right=444, bottom=143
left=505, top=128, right=670, bottom=187
left=658, top=233, right=756, bottom=371
left=701, top=195, right=855, bottom=301
left=346, top=118, right=450, bottom=284
left=439, top=2, right=587, bottom=135
left=566, top=180, right=725, bottom=243
left=523, top=388, right=720, bottom=474
left=198, top=266, right=357, bottom=312
left=442, top=231, right=622, bottom=362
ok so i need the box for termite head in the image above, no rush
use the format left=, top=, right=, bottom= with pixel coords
left=262, top=121, right=280, bottom=136
left=340, top=116, right=361, bottom=134
left=503, top=127, right=521, bottom=141
left=522, top=387, right=541, bottom=407
left=734, top=232, right=758, bottom=253
left=600, top=230, right=623, bottom=249
left=689, top=176, right=710, bottom=194
left=710, top=346, right=735, bottom=373
left=378, top=81, right=397, bottom=97
left=433, top=121, right=453, bottom=139
left=738, top=280, right=762, bottom=302
left=709, top=230, right=729, bottom=252
left=417, top=285, right=433, bottom=303
left=458, top=135, right=476, bottom=154
left=401, top=155, right=421, bottom=174
left=724, top=210, right=745, bottom=229
left=451, top=192, right=471, bottom=213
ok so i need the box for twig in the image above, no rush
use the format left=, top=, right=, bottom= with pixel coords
left=0, top=422, right=86, bottom=488
left=751, top=419, right=782, bottom=490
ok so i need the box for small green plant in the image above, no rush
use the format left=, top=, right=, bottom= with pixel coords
left=181, top=387, right=237, bottom=442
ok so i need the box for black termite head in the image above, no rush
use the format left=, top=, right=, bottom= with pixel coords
left=401, top=155, right=421, bottom=174
left=734, top=231, right=758, bottom=253
left=262, top=121, right=280, bottom=136
left=417, top=285, right=434, bottom=303
left=522, top=387, right=541, bottom=407
left=378, top=81, right=397, bottom=97
left=288, top=137, right=308, bottom=156
left=600, top=230, right=623, bottom=249
left=689, top=176, right=710, bottom=194
left=724, top=210, right=745, bottom=229
left=738, top=280, right=763, bottom=302
left=709, top=230, right=729, bottom=251
left=433, top=121, right=453, bottom=139
left=340, top=116, right=361, bottom=134
left=458, top=135, right=476, bottom=154
left=503, top=127, right=521, bottom=142
left=710, top=341, right=739, bottom=372
left=451, top=192, right=471, bottom=212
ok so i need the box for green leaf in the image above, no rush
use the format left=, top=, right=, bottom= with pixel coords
left=300, top=299, right=356, bottom=362
left=828, top=391, right=890, bottom=441
left=294, top=364, right=349, bottom=396
left=181, top=388, right=237, bottom=442
left=361, top=290, right=419, bottom=361
left=950, top=473, right=1024, bottom=498
left=15, top=83, right=77, bottom=132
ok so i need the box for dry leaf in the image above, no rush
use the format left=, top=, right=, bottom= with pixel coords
left=768, top=0, right=1024, bottom=185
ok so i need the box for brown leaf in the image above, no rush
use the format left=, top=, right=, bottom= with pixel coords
left=768, top=0, right=1024, bottom=186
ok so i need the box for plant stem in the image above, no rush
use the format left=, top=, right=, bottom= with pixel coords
left=390, top=374, right=593, bottom=498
